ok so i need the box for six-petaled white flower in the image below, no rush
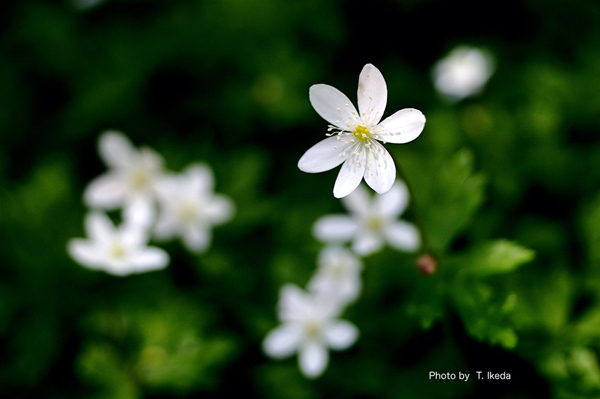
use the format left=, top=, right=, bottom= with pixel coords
left=153, top=164, right=235, bottom=253
left=313, top=181, right=420, bottom=256
left=263, top=284, right=359, bottom=379
left=308, top=246, right=363, bottom=307
left=432, top=46, right=495, bottom=102
left=84, top=131, right=165, bottom=228
left=298, top=64, right=426, bottom=198
left=68, top=212, right=169, bottom=276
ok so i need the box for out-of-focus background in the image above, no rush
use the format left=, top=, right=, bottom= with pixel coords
left=2, top=0, right=600, bottom=398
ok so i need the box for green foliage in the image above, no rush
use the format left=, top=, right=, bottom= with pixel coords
left=442, top=240, right=535, bottom=348
left=452, top=239, right=535, bottom=278
left=78, top=299, right=237, bottom=397
left=451, top=282, right=519, bottom=349
left=407, top=148, right=486, bottom=255
left=2, top=0, right=600, bottom=398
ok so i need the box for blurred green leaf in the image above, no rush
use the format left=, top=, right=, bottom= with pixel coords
left=413, top=148, right=486, bottom=254
left=451, top=282, right=519, bottom=349
left=453, top=239, right=535, bottom=277
left=77, top=342, right=139, bottom=399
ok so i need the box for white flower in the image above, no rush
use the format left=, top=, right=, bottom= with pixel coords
left=432, top=46, right=495, bottom=102
left=72, top=0, right=105, bottom=10
left=68, top=212, right=169, bottom=276
left=308, top=247, right=362, bottom=307
left=298, top=63, right=426, bottom=198
left=263, top=284, right=358, bottom=379
left=84, top=131, right=165, bottom=228
left=153, top=164, right=235, bottom=253
left=313, top=181, right=420, bottom=256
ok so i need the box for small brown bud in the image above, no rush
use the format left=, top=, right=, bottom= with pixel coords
left=417, top=253, right=437, bottom=276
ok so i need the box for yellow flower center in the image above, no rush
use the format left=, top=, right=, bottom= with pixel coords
left=129, top=169, right=149, bottom=189
left=109, top=242, right=126, bottom=259
left=331, top=262, right=346, bottom=277
left=367, top=215, right=382, bottom=231
left=352, top=125, right=371, bottom=141
left=304, top=320, right=321, bottom=337
left=177, top=201, right=198, bottom=221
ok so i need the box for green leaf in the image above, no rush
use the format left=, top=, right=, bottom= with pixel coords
left=511, top=266, right=572, bottom=333
left=451, top=282, right=520, bottom=349
left=77, top=343, right=140, bottom=399
left=454, top=239, right=535, bottom=277
left=409, top=148, right=486, bottom=254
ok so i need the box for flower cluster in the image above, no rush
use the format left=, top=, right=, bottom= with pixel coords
left=263, top=248, right=361, bottom=379
left=68, top=131, right=234, bottom=276
left=263, top=180, right=419, bottom=378
left=264, top=64, right=424, bottom=379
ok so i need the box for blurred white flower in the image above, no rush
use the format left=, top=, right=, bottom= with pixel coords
left=313, top=181, right=420, bottom=256
left=298, top=64, right=426, bottom=198
left=154, top=164, right=235, bottom=253
left=308, top=247, right=362, bottom=307
left=263, top=284, right=358, bottom=378
left=84, top=131, right=165, bottom=228
left=432, top=46, right=495, bottom=102
left=72, top=0, right=106, bottom=10
left=68, top=212, right=169, bottom=276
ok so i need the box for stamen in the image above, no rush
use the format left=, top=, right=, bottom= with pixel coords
left=352, top=125, right=371, bottom=141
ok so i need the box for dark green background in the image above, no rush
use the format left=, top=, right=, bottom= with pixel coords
left=2, top=0, right=600, bottom=398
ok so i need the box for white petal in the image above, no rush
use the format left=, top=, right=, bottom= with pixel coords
left=182, top=225, right=211, bottom=253
left=84, top=174, right=127, bottom=209
left=298, top=136, right=347, bottom=173
left=377, top=108, right=426, bottom=144
left=123, top=196, right=155, bottom=229
left=298, top=341, right=329, bottom=378
left=278, top=284, right=312, bottom=323
left=185, top=163, right=214, bottom=193
left=352, top=231, right=384, bottom=256
left=263, top=324, right=302, bottom=359
left=206, top=195, right=235, bottom=225
left=324, top=320, right=359, bottom=350
left=341, top=184, right=370, bottom=217
left=357, top=64, right=387, bottom=125
left=102, top=259, right=135, bottom=276
left=120, top=220, right=148, bottom=248
left=98, top=131, right=136, bottom=169
left=333, top=155, right=367, bottom=199
left=312, top=215, right=358, bottom=243
left=316, top=281, right=359, bottom=307
left=309, top=84, right=359, bottom=130
left=153, top=212, right=178, bottom=240
left=339, top=279, right=362, bottom=304
left=385, top=221, right=421, bottom=252
left=363, top=143, right=396, bottom=195
left=67, top=239, right=104, bottom=268
left=308, top=273, right=361, bottom=307
left=139, top=147, right=165, bottom=173
left=374, top=180, right=409, bottom=218
left=85, top=212, right=115, bottom=243
left=317, top=246, right=358, bottom=269
left=128, top=247, right=169, bottom=272
left=154, top=174, right=182, bottom=201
